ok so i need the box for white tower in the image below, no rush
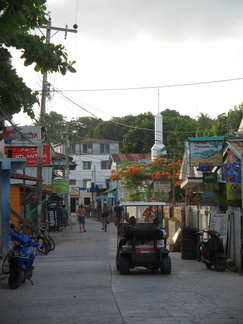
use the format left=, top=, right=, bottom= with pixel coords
left=151, top=90, right=166, bottom=160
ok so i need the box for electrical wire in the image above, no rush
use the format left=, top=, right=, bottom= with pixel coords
left=33, top=77, right=243, bottom=93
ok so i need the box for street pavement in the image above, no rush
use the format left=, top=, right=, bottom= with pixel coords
left=1, top=215, right=243, bottom=324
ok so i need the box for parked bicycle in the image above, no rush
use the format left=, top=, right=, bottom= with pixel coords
left=32, top=224, right=51, bottom=255
left=39, top=221, right=55, bottom=251
left=15, top=221, right=33, bottom=237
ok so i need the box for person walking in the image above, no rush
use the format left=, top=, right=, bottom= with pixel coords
left=101, top=201, right=110, bottom=230
left=61, top=204, right=69, bottom=228
left=76, top=204, right=87, bottom=233
left=113, top=200, right=124, bottom=230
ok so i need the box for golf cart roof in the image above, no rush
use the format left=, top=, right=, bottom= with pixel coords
left=121, top=202, right=166, bottom=207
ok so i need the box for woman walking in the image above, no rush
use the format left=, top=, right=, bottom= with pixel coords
left=76, top=204, right=87, bottom=233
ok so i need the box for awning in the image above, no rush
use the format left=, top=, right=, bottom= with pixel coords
left=104, top=187, right=117, bottom=193
left=11, top=173, right=43, bottom=181
left=180, top=177, right=202, bottom=189
left=188, top=136, right=224, bottom=141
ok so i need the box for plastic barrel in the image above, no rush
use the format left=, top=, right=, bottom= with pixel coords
left=181, top=227, right=198, bottom=260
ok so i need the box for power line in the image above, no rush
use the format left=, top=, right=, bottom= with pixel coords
left=12, top=76, right=243, bottom=93
left=49, top=77, right=243, bottom=92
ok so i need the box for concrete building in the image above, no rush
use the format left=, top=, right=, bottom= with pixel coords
left=55, top=138, right=120, bottom=212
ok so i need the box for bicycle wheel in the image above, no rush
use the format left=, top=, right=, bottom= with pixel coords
left=2, top=252, right=10, bottom=274
left=17, top=226, right=33, bottom=237
left=36, top=237, right=51, bottom=255
left=48, top=236, right=55, bottom=251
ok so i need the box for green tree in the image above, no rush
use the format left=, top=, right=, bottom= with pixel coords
left=41, top=111, right=67, bottom=144
left=0, top=0, right=75, bottom=119
left=196, top=113, right=214, bottom=137
left=92, top=115, right=137, bottom=142
left=68, top=117, right=103, bottom=140
left=212, top=105, right=242, bottom=136
left=122, top=112, right=154, bottom=153
left=163, top=112, right=197, bottom=158
left=110, top=158, right=183, bottom=202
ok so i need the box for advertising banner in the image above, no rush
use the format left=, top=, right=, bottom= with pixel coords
left=226, top=151, right=241, bottom=200
left=70, top=187, right=80, bottom=197
left=4, top=126, right=41, bottom=146
left=52, top=179, right=69, bottom=194
left=4, top=145, right=51, bottom=166
left=47, top=201, right=59, bottom=227
left=210, top=213, right=227, bottom=249
left=189, top=137, right=224, bottom=167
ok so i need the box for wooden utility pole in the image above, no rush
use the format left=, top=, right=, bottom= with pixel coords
left=36, top=18, right=77, bottom=227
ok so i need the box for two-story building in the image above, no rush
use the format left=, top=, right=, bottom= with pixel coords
left=55, top=138, right=120, bottom=212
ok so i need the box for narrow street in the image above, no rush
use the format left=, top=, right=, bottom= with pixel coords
left=1, top=216, right=243, bottom=324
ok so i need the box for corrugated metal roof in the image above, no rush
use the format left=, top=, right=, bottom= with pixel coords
left=111, top=153, right=151, bottom=162
left=226, top=139, right=243, bottom=156
left=11, top=173, right=43, bottom=181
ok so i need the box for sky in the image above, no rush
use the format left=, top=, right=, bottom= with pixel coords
left=11, top=0, right=243, bottom=126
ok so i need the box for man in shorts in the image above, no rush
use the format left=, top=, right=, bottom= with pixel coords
left=113, top=200, right=124, bottom=230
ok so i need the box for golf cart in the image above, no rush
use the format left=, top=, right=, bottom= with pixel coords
left=116, top=202, right=171, bottom=275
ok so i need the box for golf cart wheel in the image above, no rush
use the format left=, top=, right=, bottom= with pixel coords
left=119, top=256, right=130, bottom=275
left=160, top=255, right=171, bottom=274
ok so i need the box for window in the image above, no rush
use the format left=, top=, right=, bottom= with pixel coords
left=83, top=144, right=93, bottom=153
left=101, top=160, right=110, bottom=170
left=100, top=144, right=110, bottom=154
left=84, top=197, right=91, bottom=205
left=70, top=179, right=76, bottom=185
left=83, top=161, right=91, bottom=170
left=83, top=179, right=91, bottom=187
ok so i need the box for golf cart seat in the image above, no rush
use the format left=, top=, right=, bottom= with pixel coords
left=124, top=227, right=164, bottom=242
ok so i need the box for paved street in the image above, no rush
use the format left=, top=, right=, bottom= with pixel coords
left=1, top=215, right=243, bottom=324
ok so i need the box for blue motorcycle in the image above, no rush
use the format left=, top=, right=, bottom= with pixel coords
left=8, top=225, right=39, bottom=289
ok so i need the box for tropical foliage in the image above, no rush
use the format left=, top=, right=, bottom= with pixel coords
left=0, top=0, right=76, bottom=119
left=110, top=158, right=183, bottom=202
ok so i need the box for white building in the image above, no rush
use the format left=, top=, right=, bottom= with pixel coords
left=55, top=138, right=120, bottom=211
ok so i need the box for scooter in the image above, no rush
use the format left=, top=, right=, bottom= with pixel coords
left=196, top=228, right=227, bottom=272
left=8, top=224, right=39, bottom=289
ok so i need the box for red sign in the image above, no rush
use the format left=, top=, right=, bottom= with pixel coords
left=4, top=145, right=51, bottom=166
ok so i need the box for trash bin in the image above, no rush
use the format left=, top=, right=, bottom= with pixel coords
left=181, top=227, right=198, bottom=259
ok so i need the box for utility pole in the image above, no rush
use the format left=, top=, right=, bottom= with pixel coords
left=64, top=129, right=70, bottom=223
left=36, top=18, right=77, bottom=227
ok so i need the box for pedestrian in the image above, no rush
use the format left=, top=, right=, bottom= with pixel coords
left=142, top=205, right=154, bottom=222
left=76, top=204, right=87, bottom=233
left=153, top=217, right=167, bottom=247
left=113, top=200, right=124, bottom=230
left=61, top=204, right=69, bottom=228
left=101, top=201, right=110, bottom=230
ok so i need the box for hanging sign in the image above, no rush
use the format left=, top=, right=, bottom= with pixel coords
left=154, top=180, right=171, bottom=192
left=188, top=137, right=224, bottom=167
left=226, top=151, right=241, bottom=200
left=4, top=145, right=51, bottom=166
